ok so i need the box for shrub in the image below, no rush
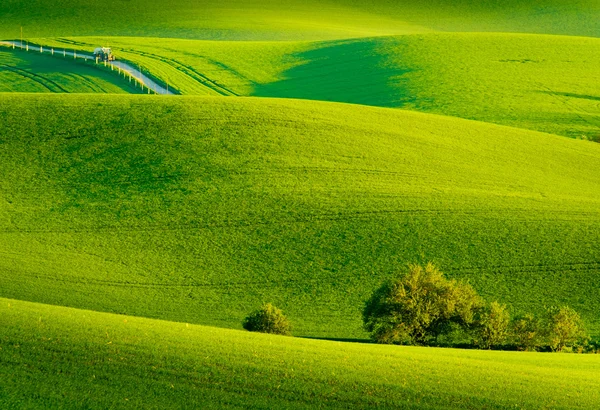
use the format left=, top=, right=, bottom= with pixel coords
left=511, top=313, right=542, bottom=351
left=476, top=301, right=510, bottom=349
left=544, top=306, right=589, bottom=352
left=362, top=263, right=484, bottom=345
left=242, top=303, right=291, bottom=335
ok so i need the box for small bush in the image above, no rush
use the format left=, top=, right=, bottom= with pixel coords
left=242, top=303, right=291, bottom=336
left=511, top=313, right=542, bottom=351
left=544, top=306, right=589, bottom=352
left=362, top=263, right=484, bottom=345
left=475, top=301, right=510, bottom=349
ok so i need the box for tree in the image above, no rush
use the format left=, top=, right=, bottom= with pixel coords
left=362, top=263, right=484, bottom=345
left=242, top=303, right=291, bottom=336
left=544, top=306, right=589, bottom=352
left=511, top=313, right=542, bottom=351
left=476, top=301, right=510, bottom=349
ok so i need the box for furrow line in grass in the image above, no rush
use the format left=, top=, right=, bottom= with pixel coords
left=0, top=63, right=66, bottom=92
left=1, top=41, right=173, bottom=95
left=2, top=260, right=599, bottom=292
left=1, top=207, right=599, bottom=235
left=118, top=48, right=238, bottom=96
left=536, top=82, right=600, bottom=131
left=0, top=264, right=359, bottom=290
left=0, top=167, right=421, bottom=192
left=66, top=72, right=109, bottom=93
left=450, top=262, right=600, bottom=274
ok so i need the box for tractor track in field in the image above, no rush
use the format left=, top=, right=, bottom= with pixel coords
left=117, top=48, right=238, bottom=96
left=0, top=63, right=68, bottom=92
left=0, top=40, right=174, bottom=95
left=537, top=83, right=600, bottom=133
left=1, top=258, right=599, bottom=292
left=1, top=206, right=599, bottom=235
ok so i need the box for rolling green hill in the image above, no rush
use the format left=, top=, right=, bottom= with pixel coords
left=1, top=0, right=599, bottom=40
left=31, top=33, right=600, bottom=139
left=1, top=1, right=599, bottom=407
left=1, top=297, right=599, bottom=409
left=1, top=94, right=599, bottom=338
left=0, top=47, right=140, bottom=93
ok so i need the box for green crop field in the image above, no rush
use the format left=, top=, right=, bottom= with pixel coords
left=1, top=297, right=599, bottom=409
left=1, top=0, right=599, bottom=40
left=0, top=46, right=141, bottom=93
left=1, top=94, right=599, bottom=339
left=1, top=0, right=599, bottom=408
left=25, top=32, right=600, bottom=138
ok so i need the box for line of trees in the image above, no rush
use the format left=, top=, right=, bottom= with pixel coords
left=243, top=263, right=596, bottom=353
left=363, top=263, right=591, bottom=352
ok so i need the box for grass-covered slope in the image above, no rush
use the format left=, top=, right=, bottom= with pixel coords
left=1, top=0, right=599, bottom=40
left=0, top=48, right=140, bottom=93
left=35, top=33, right=600, bottom=138
left=256, top=33, right=600, bottom=139
left=1, top=297, right=599, bottom=409
left=1, top=94, right=599, bottom=338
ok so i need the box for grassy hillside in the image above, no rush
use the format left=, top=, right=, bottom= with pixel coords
left=1, top=94, right=599, bottom=338
left=1, top=0, right=599, bottom=41
left=1, top=297, right=599, bottom=409
left=0, top=47, right=141, bottom=93
left=256, top=33, right=600, bottom=139
left=32, top=33, right=600, bottom=139
left=32, top=37, right=313, bottom=96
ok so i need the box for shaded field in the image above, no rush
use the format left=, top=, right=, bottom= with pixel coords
left=35, top=33, right=600, bottom=139
left=1, top=0, right=599, bottom=40
left=1, top=297, right=599, bottom=409
left=0, top=47, right=141, bottom=93
left=1, top=94, right=599, bottom=338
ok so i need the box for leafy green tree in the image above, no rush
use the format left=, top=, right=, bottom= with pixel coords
left=476, top=301, right=510, bottom=349
left=242, top=303, right=291, bottom=336
left=511, top=313, right=542, bottom=351
left=362, top=263, right=484, bottom=345
left=544, top=306, right=589, bottom=352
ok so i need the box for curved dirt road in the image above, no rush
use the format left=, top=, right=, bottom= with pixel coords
left=1, top=41, right=174, bottom=95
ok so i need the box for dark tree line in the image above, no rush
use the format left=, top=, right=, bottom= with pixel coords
left=241, top=263, right=595, bottom=353
left=362, top=263, right=591, bottom=352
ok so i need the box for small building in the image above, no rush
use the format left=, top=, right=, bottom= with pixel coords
left=93, top=47, right=115, bottom=62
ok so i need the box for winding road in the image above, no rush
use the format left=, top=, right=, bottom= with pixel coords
left=0, top=40, right=174, bottom=95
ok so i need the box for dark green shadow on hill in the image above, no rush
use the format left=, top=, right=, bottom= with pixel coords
left=539, top=91, right=600, bottom=102
left=253, top=39, right=413, bottom=107
left=299, top=336, right=371, bottom=344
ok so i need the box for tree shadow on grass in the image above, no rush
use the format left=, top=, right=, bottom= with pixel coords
left=299, top=336, right=372, bottom=344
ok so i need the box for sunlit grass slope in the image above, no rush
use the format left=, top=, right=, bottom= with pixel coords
left=1, top=0, right=599, bottom=41
left=256, top=33, right=600, bottom=139
left=1, top=94, right=599, bottom=338
left=0, top=48, right=140, bottom=93
left=1, top=297, right=599, bottom=409
left=34, top=37, right=314, bottom=96
left=35, top=33, right=600, bottom=138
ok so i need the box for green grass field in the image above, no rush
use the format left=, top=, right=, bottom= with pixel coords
left=1, top=0, right=599, bottom=40
left=0, top=47, right=141, bottom=93
left=28, top=33, right=600, bottom=139
left=1, top=94, right=599, bottom=339
left=2, top=297, right=599, bottom=409
left=1, top=1, right=600, bottom=407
